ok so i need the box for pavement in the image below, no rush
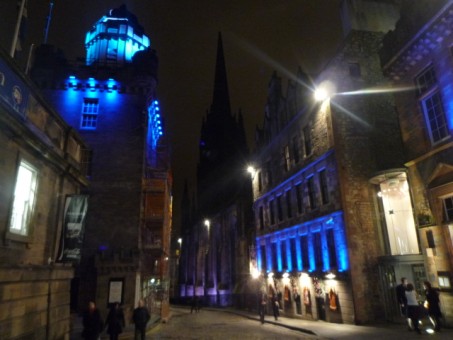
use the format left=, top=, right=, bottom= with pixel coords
left=70, top=305, right=452, bottom=339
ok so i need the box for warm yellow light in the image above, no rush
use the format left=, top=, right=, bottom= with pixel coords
left=204, top=219, right=210, bottom=227
left=251, top=268, right=260, bottom=279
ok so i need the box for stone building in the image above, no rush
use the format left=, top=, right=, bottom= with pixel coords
left=30, top=5, right=172, bottom=322
left=178, top=33, right=253, bottom=307
left=249, top=0, right=407, bottom=324
left=0, top=47, right=88, bottom=338
left=380, top=0, right=453, bottom=325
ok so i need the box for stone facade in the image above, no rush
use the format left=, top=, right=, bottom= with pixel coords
left=381, top=0, right=453, bottom=326
left=251, top=1, right=406, bottom=325
left=0, top=47, right=88, bottom=339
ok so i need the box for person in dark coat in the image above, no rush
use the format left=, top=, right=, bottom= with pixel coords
left=396, top=277, right=408, bottom=316
left=271, top=294, right=280, bottom=321
left=258, top=292, right=267, bottom=324
left=424, top=281, right=442, bottom=331
left=105, top=302, right=125, bottom=340
left=132, top=299, right=150, bottom=340
left=82, top=301, right=103, bottom=340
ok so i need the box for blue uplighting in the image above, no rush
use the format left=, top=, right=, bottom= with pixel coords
left=255, top=211, right=349, bottom=275
left=147, top=100, right=163, bottom=150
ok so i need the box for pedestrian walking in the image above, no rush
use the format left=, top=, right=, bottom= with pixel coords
left=405, top=283, right=422, bottom=334
left=82, top=301, right=103, bottom=340
left=105, top=302, right=125, bottom=340
left=132, top=299, right=151, bottom=340
left=191, top=296, right=200, bottom=313
left=271, top=294, right=280, bottom=321
left=396, top=277, right=410, bottom=329
left=258, top=292, right=267, bottom=324
left=424, top=281, right=442, bottom=331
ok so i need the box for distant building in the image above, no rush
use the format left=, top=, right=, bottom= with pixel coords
left=179, top=33, right=253, bottom=307
left=31, top=4, right=172, bottom=322
left=0, top=47, right=88, bottom=338
left=380, top=0, right=453, bottom=324
left=250, top=0, right=407, bottom=324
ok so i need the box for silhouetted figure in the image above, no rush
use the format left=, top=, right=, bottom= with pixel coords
left=132, top=299, right=150, bottom=340
left=105, top=302, right=125, bottom=340
left=424, top=281, right=442, bottom=332
left=82, top=301, right=103, bottom=340
left=259, top=292, right=267, bottom=324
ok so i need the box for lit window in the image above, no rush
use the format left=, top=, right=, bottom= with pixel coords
left=416, top=65, right=436, bottom=95
left=80, top=98, right=99, bottom=129
left=9, top=161, right=38, bottom=235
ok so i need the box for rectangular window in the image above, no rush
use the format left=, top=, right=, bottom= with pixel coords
left=259, top=206, right=264, bottom=230
left=283, top=145, right=290, bottom=172
left=266, top=161, right=273, bottom=186
left=260, top=245, right=267, bottom=272
left=327, top=229, right=337, bottom=269
left=286, top=190, right=292, bottom=219
left=307, top=176, right=317, bottom=209
left=271, top=243, right=278, bottom=272
left=269, top=200, right=275, bottom=225
left=81, top=98, right=99, bottom=129
left=444, top=196, right=453, bottom=221
left=295, top=183, right=303, bottom=214
left=81, top=148, right=93, bottom=178
left=9, top=161, right=38, bottom=236
left=416, top=65, right=436, bottom=95
left=290, top=238, right=298, bottom=271
left=422, top=91, right=449, bottom=143
left=349, top=62, right=361, bottom=77
left=292, top=136, right=300, bottom=164
left=303, top=126, right=312, bottom=156
left=319, top=169, right=329, bottom=205
left=300, top=235, right=309, bottom=270
left=280, top=242, right=287, bottom=271
left=276, top=195, right=283, bottom=222
left=314, top=233, right=323, bottom=271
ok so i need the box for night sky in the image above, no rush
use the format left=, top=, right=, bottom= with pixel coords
left=0, top=0, right=343, bottom=231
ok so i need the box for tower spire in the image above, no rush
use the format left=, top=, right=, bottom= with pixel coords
left=211, top=32, right=231, bottom=116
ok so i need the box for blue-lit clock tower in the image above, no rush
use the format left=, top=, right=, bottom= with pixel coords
left=31, top=4, right=171, bottom=323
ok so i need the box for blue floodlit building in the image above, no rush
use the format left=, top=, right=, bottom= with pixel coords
left=249, top=1, right=408, bottom=324
left=30, top=4, right=172, bottom=322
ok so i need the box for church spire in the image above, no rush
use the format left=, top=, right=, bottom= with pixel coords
left=210, top=32, right=231, bottom=116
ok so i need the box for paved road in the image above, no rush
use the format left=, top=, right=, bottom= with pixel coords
left=148, top=307, right=317, bottom=339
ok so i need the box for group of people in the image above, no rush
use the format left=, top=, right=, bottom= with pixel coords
left=82, top=299, right=151, bottom=340
left=396, top=277, right=442, bottom=334
left=258, top=292, right=280, bottom=324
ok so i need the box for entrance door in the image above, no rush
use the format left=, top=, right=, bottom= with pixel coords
left=315, top=296, right=326, bottom=321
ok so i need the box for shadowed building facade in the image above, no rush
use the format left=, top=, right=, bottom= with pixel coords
left=179, top=33, right=253, bottom=307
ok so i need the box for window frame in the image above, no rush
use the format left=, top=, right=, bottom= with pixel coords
left=7, top=159, right=39, bottom=240
left=80, top=98, right=99, bottom=130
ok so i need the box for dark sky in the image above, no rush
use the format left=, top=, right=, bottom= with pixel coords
left=0, top=0, right=343, bottom=231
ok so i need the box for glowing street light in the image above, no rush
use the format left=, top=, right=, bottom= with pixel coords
left=247, top=165, right=256, bottom=178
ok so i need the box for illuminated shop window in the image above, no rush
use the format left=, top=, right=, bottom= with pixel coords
left=80, top=98, right=99, bottom=130
left=377, top=173, right=419, bottom=255
left=443, top=196, right=453, bottom=222
left=416, top=65, right=449, bottom=144
left=9, top=161, right=38, bottom=235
